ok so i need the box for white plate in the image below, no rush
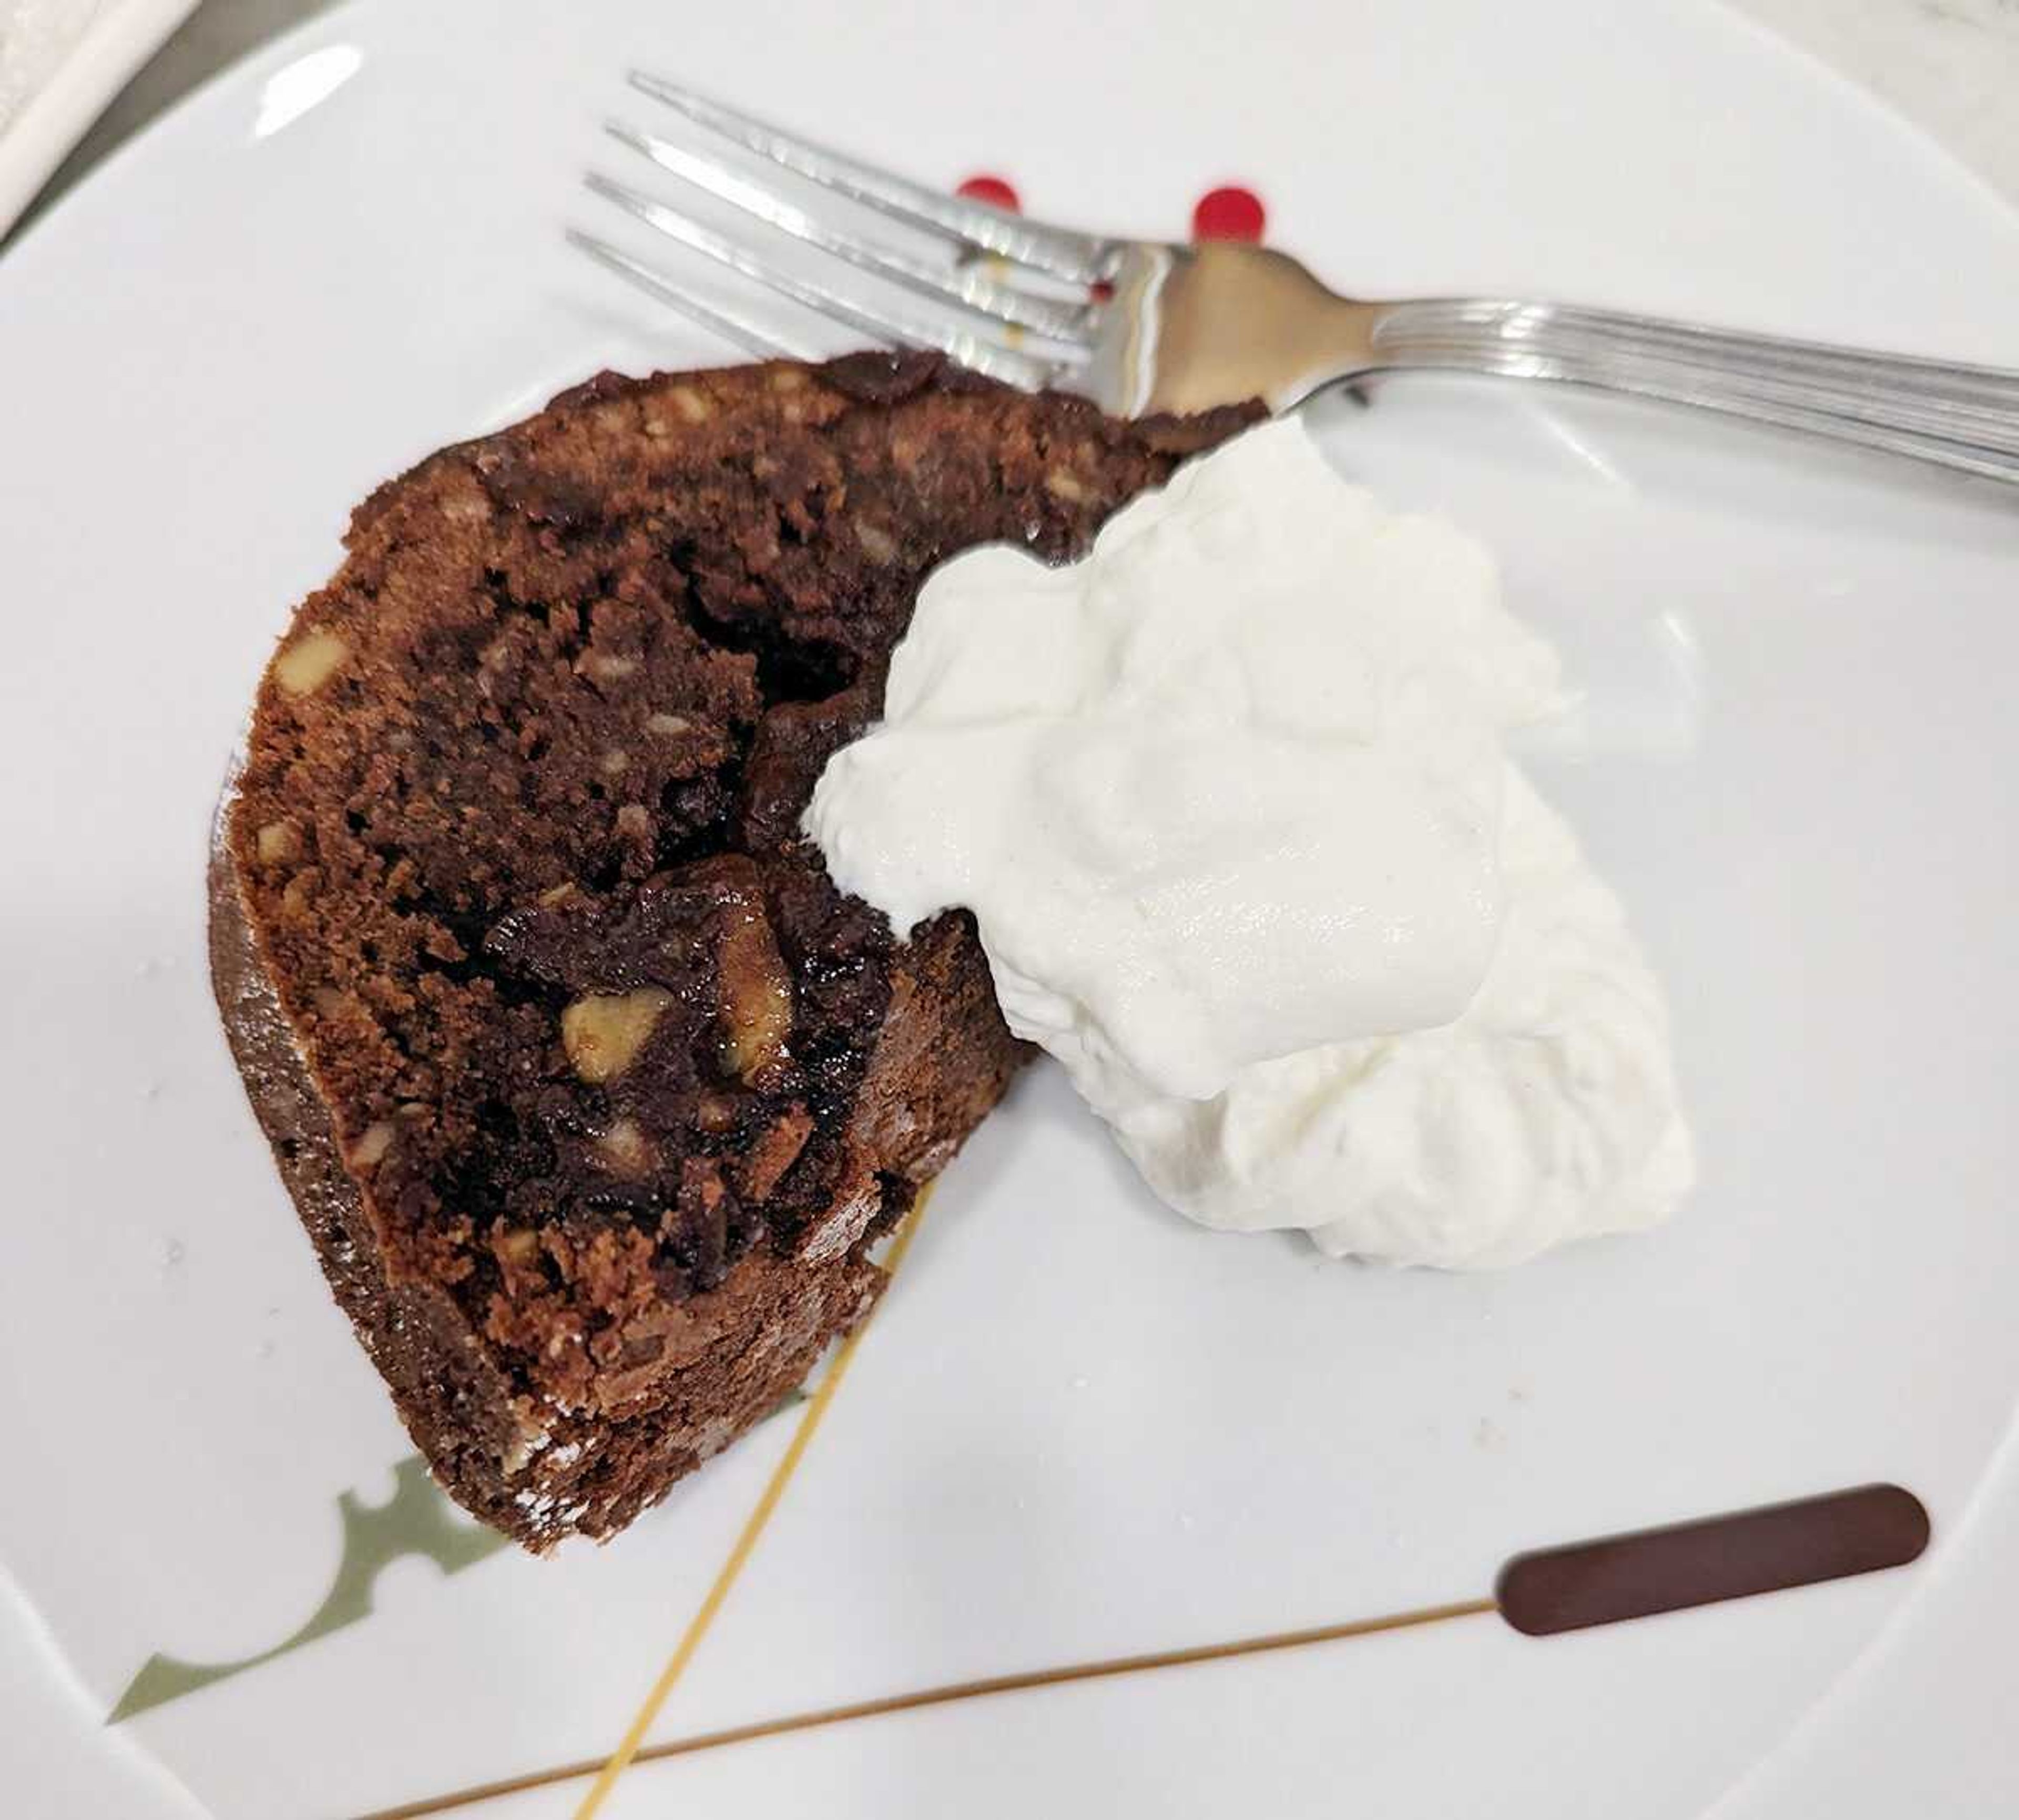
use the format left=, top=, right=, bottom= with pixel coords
left=0, top=0, right=197, bottom=237
left=3, top=1, right=2018, bottom=1815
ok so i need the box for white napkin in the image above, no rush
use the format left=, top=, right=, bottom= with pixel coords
left=0, top=0, right=108, bottom=134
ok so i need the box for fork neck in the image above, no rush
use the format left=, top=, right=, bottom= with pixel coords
left=1139, top=242, right=1381, bottom=416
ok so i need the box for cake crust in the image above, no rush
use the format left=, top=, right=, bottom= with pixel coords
left=216, top=351, right=1257, bottom=1546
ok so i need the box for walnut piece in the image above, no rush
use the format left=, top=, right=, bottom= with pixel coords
left=594, top=1116, right=656, bottom=1178
left=274, top=629, right=349, bottom=697
left=668, top=384, right=712, bottom=423
left=716, top=908, right=793, bottom=1084
left=853, top=517, right=899, bottom=564
left=255, top=820, right=301, bottom=865
left=562, top=988, right=674, bottom=1083
left=1044, top=468, right=1086, bottom=503
left=578, top=651, right=639, bottom=684
left=496, top=1226, right=541, bottom=1266
left=347, top=1121, right=396, bottom=1169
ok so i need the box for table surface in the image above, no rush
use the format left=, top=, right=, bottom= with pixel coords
left=7, top=0, right=2019, bottom=244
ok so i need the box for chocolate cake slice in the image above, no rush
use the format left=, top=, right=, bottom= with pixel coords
left=214, top=350, right=1257, bottom=1548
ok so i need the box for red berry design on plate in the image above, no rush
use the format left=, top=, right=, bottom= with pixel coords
left=956, top=174, right=1022, bottom=213
left=1191, top=185, right=1266, bottom=243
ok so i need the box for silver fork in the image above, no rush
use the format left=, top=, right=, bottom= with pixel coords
left=572, top=72, right=2019, bottom=486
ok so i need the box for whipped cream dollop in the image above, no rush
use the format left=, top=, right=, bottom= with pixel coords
left=806, top=418, right=1692, bottom=1267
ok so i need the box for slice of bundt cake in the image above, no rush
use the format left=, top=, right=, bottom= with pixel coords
left=213, top=349, right=1257, bottom=1547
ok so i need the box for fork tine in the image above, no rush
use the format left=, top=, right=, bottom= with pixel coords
left=566, top=229, right=821, bottom=360
left=627, top=71, right=1114, bottom=287
left=585, top=172, right=1064, bottom=391
left=606, top=120, right=1094, bottom=344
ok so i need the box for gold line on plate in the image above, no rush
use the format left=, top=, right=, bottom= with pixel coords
left=354, top=1596, right=1499, bottom=1819
left=565, top=1189, right=935, bottom=1818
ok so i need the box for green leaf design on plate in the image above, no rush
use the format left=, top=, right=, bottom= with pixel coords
left=107, top=1388, right=808, bottom=1723
left=107, top=1455, right=508, bottom=1723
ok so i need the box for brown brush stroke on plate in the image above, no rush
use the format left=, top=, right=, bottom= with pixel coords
left=1495, top=1482, right=1930, bottom=1637
left=355, top=1484, right=1929, bottom=1814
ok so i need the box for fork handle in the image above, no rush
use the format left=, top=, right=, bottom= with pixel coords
left=1361, top=299, right=2019, bottom=485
